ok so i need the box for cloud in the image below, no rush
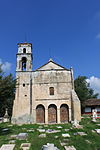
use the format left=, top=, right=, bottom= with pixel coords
left=86, top=76, right=100, bottom=97
left=96, top=33, right=100, bottom=39
left=0, top=59, right=11, bottom=72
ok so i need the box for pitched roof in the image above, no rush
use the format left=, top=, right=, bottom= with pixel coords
left=83, top=99, right=100, bottom=106
left=35, top=59, right=70, bottom=71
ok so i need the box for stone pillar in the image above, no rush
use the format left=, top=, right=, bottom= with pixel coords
left=32, top=109, right=36, bottom=123
left=45, top=109, right=48, bottom=124
left=57, top=108, right=60, bottom=124
left=69, top=108, right=72, bottom=122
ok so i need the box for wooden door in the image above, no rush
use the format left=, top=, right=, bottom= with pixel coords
left=60, top=104, right=69, bottom=123
left=36, top=105, right=45, bottom=123
left=48, top=104, right=57, bottom=123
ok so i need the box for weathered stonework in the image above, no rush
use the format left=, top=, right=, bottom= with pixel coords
left=12, top=43, right=81, bottom=124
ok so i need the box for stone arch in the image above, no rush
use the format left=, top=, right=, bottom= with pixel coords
left=21, top=57, right=27, bottom=71
left=36, top=104, right=45, bottom=123
left=23, top=48, right=26, bottom=53
left=60, top=104, right=69, bottom=123
left=48, top=104, right=57, bottom=123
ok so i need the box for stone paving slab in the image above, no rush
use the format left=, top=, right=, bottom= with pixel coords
left=0, top=144, right=15, bottom=150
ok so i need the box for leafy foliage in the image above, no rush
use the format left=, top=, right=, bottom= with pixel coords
left=74, top=76, right=99, bottom=110
left=0, top=65, right=16, bottom=118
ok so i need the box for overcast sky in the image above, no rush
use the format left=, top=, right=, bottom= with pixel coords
left=0, top=0, right=100, bottom=96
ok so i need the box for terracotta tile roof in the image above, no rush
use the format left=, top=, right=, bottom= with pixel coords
left=83, top=99, right=100, bottom=106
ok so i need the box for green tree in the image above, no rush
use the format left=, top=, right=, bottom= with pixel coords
left=0, top=65, right=16, bottom=118
left=74, top=76, right=99, bottom=111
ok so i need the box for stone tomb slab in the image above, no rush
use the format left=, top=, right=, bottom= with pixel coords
left=42, top=143, right=59, bottom=150
left=20, top=143, right=31, bottom=150
left=62, top=133, right=70, bottom=138
left=39, top=133, right=46, bottom=138
left=46, top=129, right=61, bottom=134
left=95, top=129, right=100, bottom=134
left=64, top=146, right=76, bottom=150
left=9, top=140, right=16, bottom=144
left=37, top=129, right=45, bottom=132
left=16, top=133, right=28, bottom=140
left=27, top=129, right=34, bottom=132
left=56, top=126, right=62, bottom=129
left=0, top=144, right=15, bottom=150
left=10, top=135, right=17, bottom=139
left=73, top=132, right=87, bottom=136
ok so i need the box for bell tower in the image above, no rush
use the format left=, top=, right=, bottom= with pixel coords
left=16, top=43, right=33, bottom=71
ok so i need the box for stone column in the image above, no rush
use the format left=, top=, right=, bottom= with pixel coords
left=45, top=109, right=48, bottom=124
left=69, top=108, right=71, bottom=122
left=32, top=109, right=36, bottom=123
left=57, top=108, right=60, bottom=123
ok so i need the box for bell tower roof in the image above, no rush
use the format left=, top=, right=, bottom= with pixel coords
left=17, top=42, right=32, bottom=54
left=18, top=42, right=32, bottom=47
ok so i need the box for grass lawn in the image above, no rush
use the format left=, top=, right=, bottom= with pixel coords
left=0, top=116, right=100, bottom=150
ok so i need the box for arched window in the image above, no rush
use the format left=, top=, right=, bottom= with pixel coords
left=22, top=57, right=27, bottom=71
left=23, top=48, right=26, bottom=53
left=49, top=87, right=54, bottom=95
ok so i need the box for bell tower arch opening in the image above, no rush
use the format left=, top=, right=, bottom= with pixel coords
left=23, top=48, right=26, bottom=53
left=16, top=43, right=33, bottom=71
left=22, top=57, right=27, bottom=71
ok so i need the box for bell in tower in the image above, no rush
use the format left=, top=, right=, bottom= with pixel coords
left=16, top=43, right=33, bottom=71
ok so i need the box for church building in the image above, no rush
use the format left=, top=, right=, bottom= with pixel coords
left=12, top=43, right=81, bottom=124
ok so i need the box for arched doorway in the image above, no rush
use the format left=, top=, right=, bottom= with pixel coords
left=36, top=105, right=45, bottom=123
left=48, top=104, right=57, bottom=123
left=60, top=104, right=69, bottom=123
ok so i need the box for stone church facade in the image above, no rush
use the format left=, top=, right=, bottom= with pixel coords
left=12, top=43, right=81, bottom=124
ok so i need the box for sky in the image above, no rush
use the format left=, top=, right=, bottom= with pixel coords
left=0, top=0, right=100, bottom=96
